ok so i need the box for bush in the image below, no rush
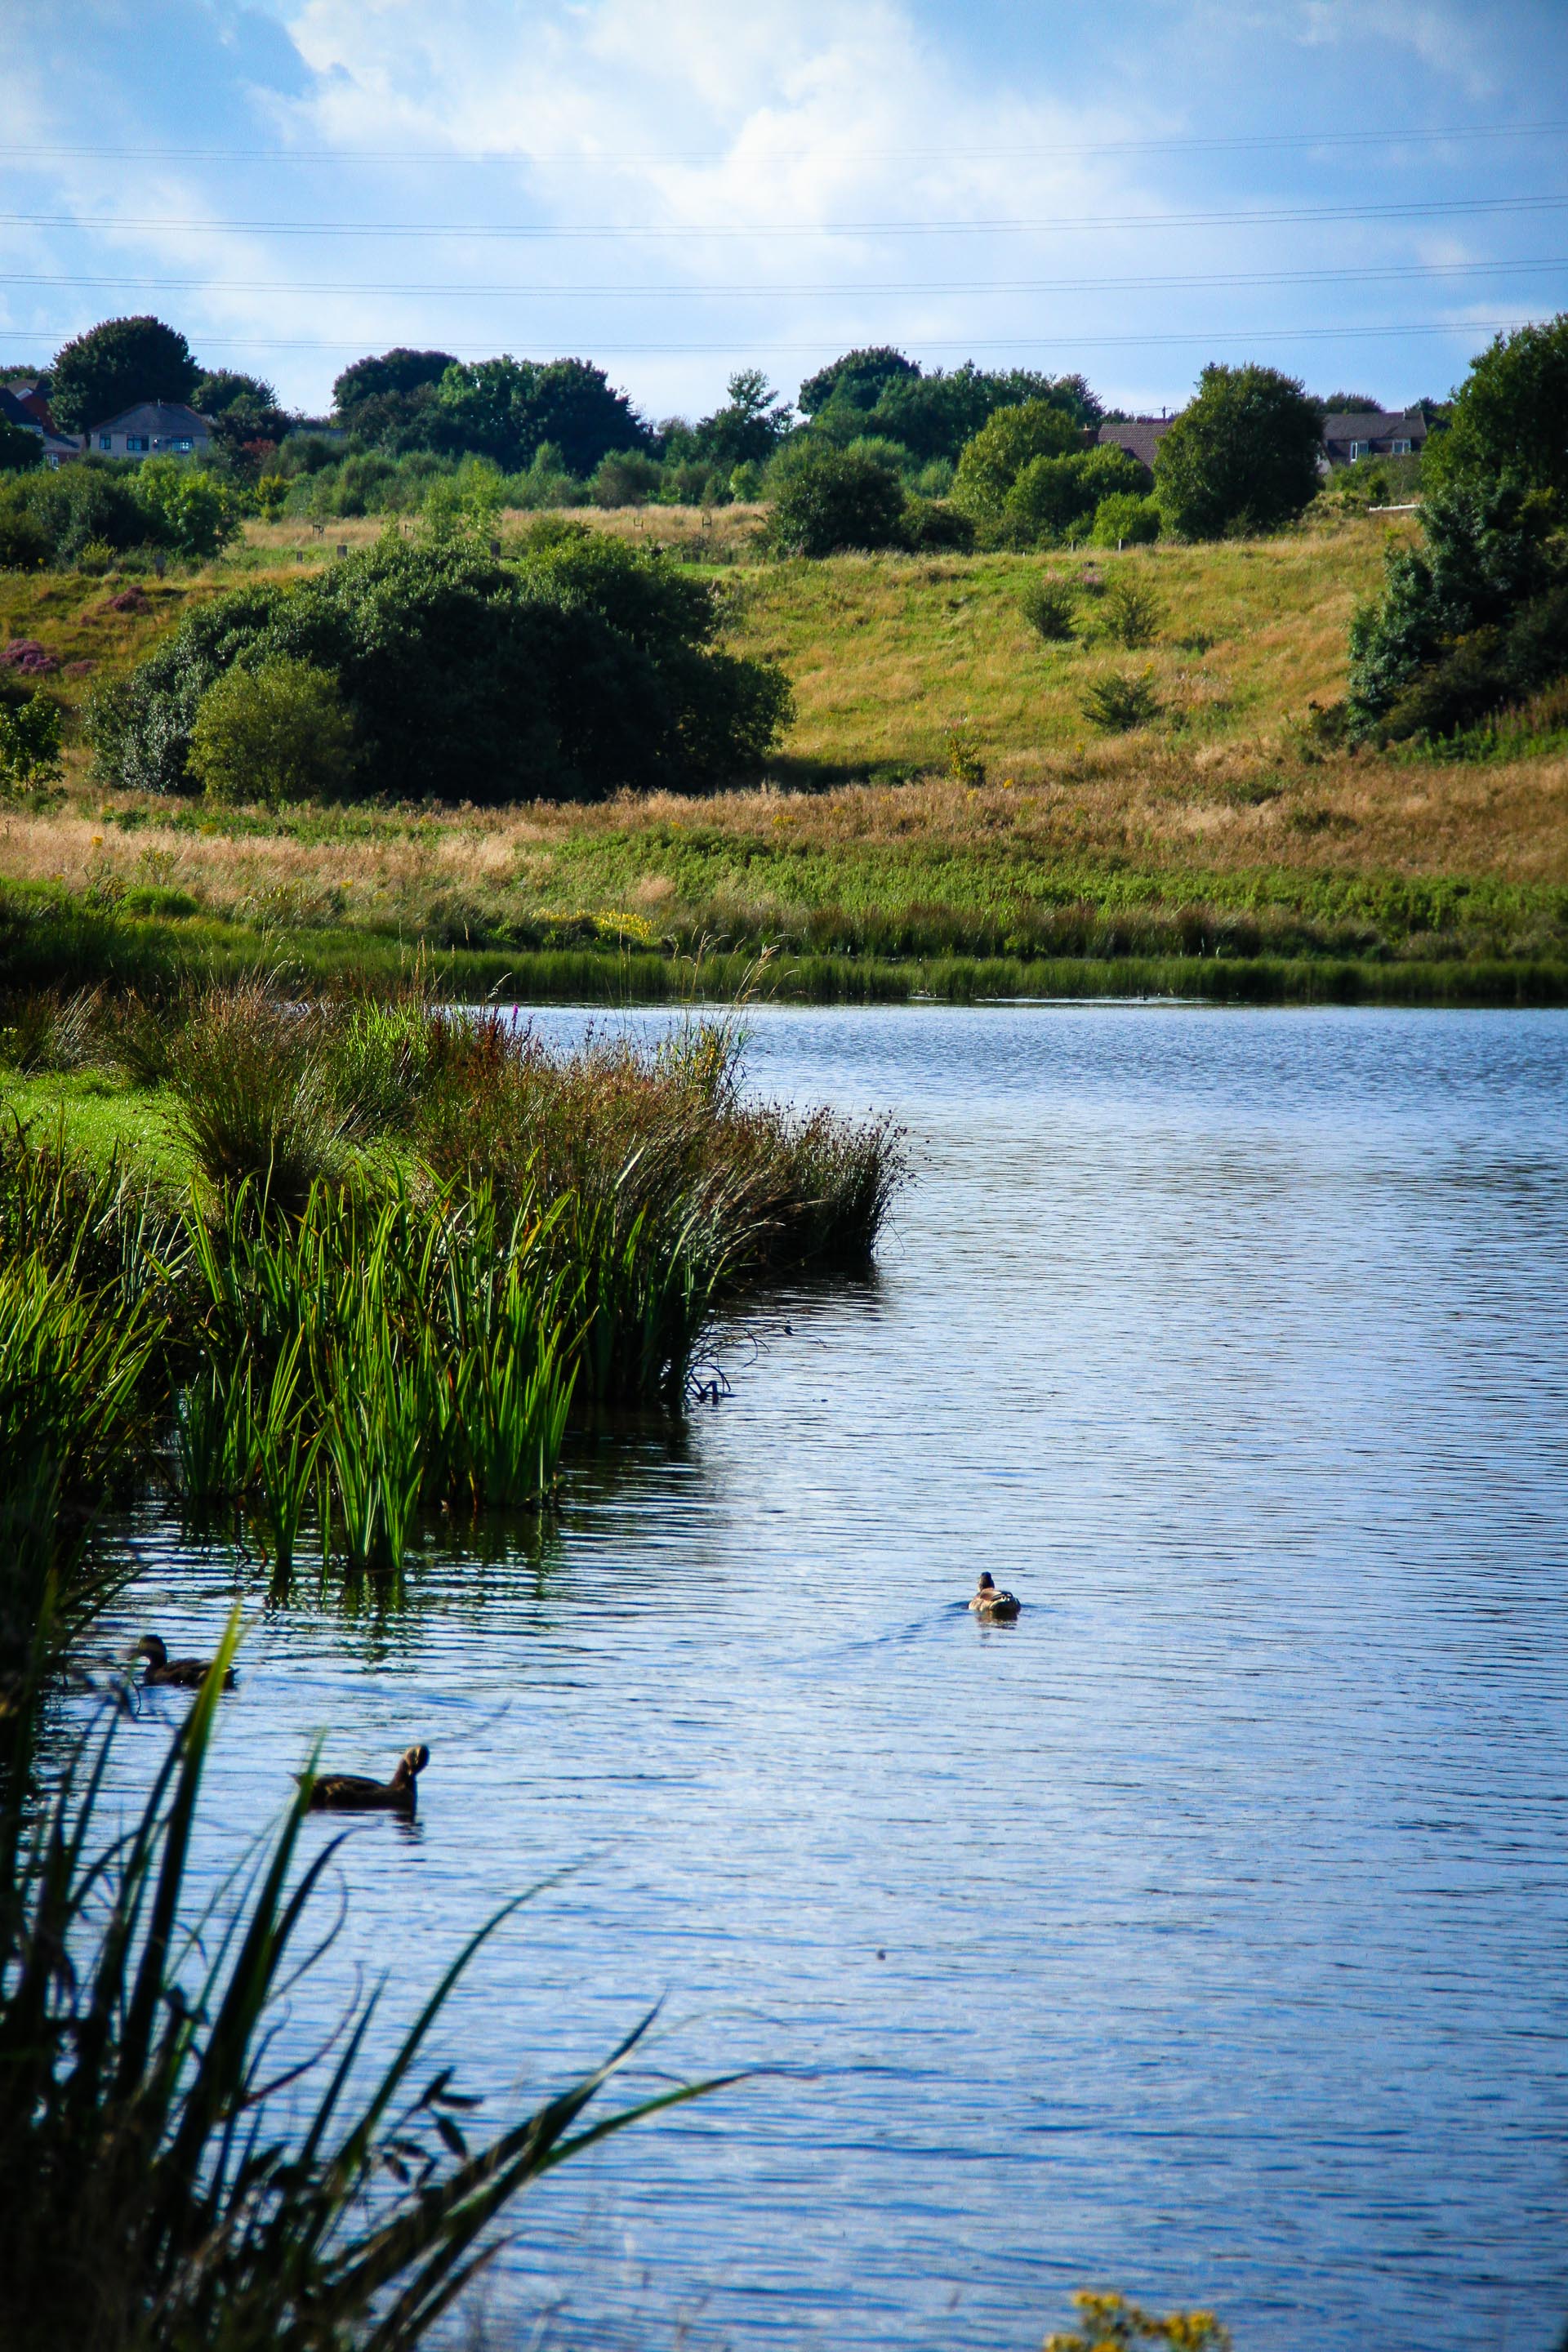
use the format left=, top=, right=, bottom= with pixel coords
left=92, top=538, right=792, bottom=801
left=1347, top=481, right=1562, bottom=737
left=1092, top=491, right=1160, bottom=546
left=129, top=457, right=242, bottom=559
left=1018, top=574, right=1077, bottom=640
left=902, top=497, right=976, bottom=552
left=0, top=693, right=64, bottom=792
left=1081, top=666, right=1162, bottom=731
left=0, top=503, right=47, bottom=570
left=188, top=656, right=357, bottom=805
left=952, top=399, right=1083, bottom=520
left=999, top=445, right=1147, bottom=546
left=1097, top=571, right=1165, bottom=648
left=0, top=461, right=151, bottom=565
left=764, top=448, right=909, bottom=556
left=1155, top=363, right=1325, bottom=538
left=0, top=419, right=42, bottom=476
left=590, top=448, right=663, bottom=507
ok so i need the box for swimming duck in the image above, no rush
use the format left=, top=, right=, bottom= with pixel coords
left=133, top=1634, right=236, bottom=1690
left=301, top=1744, right=430, bottom=1815
left=969, top=1573, right=1021, bottom=1622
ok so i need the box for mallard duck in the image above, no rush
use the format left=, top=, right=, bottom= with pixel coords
left=133, top=1634, right=236, bottom=1690
left=969, top=1572, right=1021, bottom=1622
left=301, top=1744, right=429, bottom=1815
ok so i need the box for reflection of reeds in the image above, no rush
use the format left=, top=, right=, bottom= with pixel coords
left=0, top=1619, right=723, bottom=2350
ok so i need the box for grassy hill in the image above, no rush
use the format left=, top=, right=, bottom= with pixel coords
left=2, top=511, right=1565, bottom=1004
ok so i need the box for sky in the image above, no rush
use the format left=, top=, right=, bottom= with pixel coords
left=1, top=0, right=1565, bottom=426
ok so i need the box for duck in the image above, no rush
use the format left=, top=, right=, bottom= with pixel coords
left=301, top=1744, right=430, bottom=1815
left=969, top=1572, right=1022, bottom=1623
left=133, top=1634, right=236, bottom=1690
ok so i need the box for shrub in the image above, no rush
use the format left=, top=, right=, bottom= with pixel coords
left=1018, top=574, right=1077, bottom=641
left=1045, top=2291, right=1230, bottom=2351
left=91, top=539, right=792, bottom=801
left=951, top=399, right=1084, bottom=520
left=999, top=445, right=1148, bottom=546
left=1092, top=491, right=1160, bottom=546
left=1347, top=480, right=1562, bottom=736
left=0, top=418, right=42, bottom=476
left=902, top=497, right=976, bottom=552
left=0, top=461, right=151, bottom=565
left=764, top=448, right=910, bottom=555
left=188, top=656, right=356, bottom=805
left=1154, top=363, right=1325, bottom=537
left=1097, top=571, right=1165, bottom=648
left=0, top=693, right=64, bottom=792
left=1081, top=666, right=1162, bottom=731
left=0, top=503, right=47, bottom=570
left=946, top=722, right=986, bottom=785
left=590, top=448, right=663, bottom=507
left=130, top=458, right=243, bottom=559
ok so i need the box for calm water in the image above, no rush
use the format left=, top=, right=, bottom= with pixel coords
left=91, top=1004, right=1568, bottom=2350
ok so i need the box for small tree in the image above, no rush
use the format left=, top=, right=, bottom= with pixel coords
left=765, top=448, right=908, bottom=556
left=1154, top=364, right=1325, bottom=538
left=1423, top=314, right=1568, bottom=503
left=49, top=315, right=200, bottom=433
left=131, top=459, right=243, bottom=559
left=952, top=399, right=1083, bottom=520
left=1092, top=491, right=1160, bottom=546
left=0, top=692, right=63, bottom=793
left=188, top=658, right=356, bottom=805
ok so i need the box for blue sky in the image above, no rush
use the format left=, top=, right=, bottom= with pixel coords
left=2, top=0, right=1565, bottom=424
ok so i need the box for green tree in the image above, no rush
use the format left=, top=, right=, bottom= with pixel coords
left=1423, top=314, right=1568, bottom=504
left=49, top=316, right=200, bottom=433
left=434, top=356, right=651, bottom=474
left=0, top=692, right=63, bottom=791
left=1154, top=363, right=1325, bottom=537
left=333, top=348, right=458, bottom=414
left=1001, top=445, right=1147, bottom=544
left=189, top=657, right=357, bottom=804
left=689, top=368, right=793, bottom=469
left=765, top=448, right=909, bottom=556
left=1092, top=490, right=1161, bottom=546
left=797, top=347, right=920, bottom=417
left=953, top=400, right=1086, bottom=521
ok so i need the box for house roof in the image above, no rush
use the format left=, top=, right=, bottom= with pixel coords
left=1322, top=408, right=1426, bottom=443
left=90, top=400, right=213, bottom=436
left=0, top=387, right=38, bottom=433
left=1097, top=416, right=1173, bottom=470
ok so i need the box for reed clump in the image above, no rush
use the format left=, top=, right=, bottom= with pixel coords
left=0, top=1619, right=720, bottom=2352
left=0, top=980, right=904, bottom=1628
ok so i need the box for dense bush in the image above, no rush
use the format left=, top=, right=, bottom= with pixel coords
left=998, top=445, right=1148, bottom=546
left=0, top=418, right=42, bottom=476
left=1347, top=481, right=1566, bottom=739
left=0, top=455, right=238, bottom=564
left=122, top=456, right=242, bottom=558
left=764, top=448, right=910, bottom=555
left=0, top=693, right=64, bottom=792
left=1154, top=364, right=1325, bottom=538
left=91, top=537, right=792, bottom=801
left=188, top=656, right=358, bottom=805
left=1091, top=491, right=1161, bottom=546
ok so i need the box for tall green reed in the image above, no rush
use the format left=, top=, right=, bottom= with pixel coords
left=0, top=1619, right=728, bottom=2351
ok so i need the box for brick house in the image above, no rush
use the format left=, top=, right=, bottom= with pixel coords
left=88, top=400, right=214, bottom=460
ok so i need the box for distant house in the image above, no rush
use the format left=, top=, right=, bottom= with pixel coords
left=0, top=384, right=81, bottom=467
left=1096, top=416, right=1174, bottom=472
left=89, top=400, right=214, bottom=460
left=1321, top=408, right=1427, bottom=469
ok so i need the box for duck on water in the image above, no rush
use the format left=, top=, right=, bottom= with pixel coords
left=133, top=1634, right=237, bottom=1690
left=969, top=1573, right=1021, bottom=1623
left=301, top=1745, right=430, bottom=1815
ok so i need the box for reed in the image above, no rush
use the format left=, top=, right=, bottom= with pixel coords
left=0, top=1621, right=724, bottom=2352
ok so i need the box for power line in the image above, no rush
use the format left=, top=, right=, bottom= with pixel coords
left=1, top=194, right=1566, bottom=240
left=0, top=321, right=1535, bottom=359
left=0, top=259, right=1562, bottom=301
left=2, top=118, right=1565, bottom=167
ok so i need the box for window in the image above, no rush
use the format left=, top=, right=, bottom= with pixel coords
left=98, top=434, right=112, bottom=451
left=1392, top=438, right=1412, bottom=456
left=1349, top=439, right=1369, bottom=460
left=172, top=437, right=192, bottom=452
left=126, top=434, right=149, bottom=452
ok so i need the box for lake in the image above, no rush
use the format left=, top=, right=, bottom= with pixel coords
left=96, top=1003, right=1568, bottom=2350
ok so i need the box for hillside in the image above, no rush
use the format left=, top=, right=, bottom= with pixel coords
left=2, top=512, right=1565, bottom=1001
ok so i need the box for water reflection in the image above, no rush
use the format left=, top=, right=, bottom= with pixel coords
left=87, top=1005, right=1568, bottom=2352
